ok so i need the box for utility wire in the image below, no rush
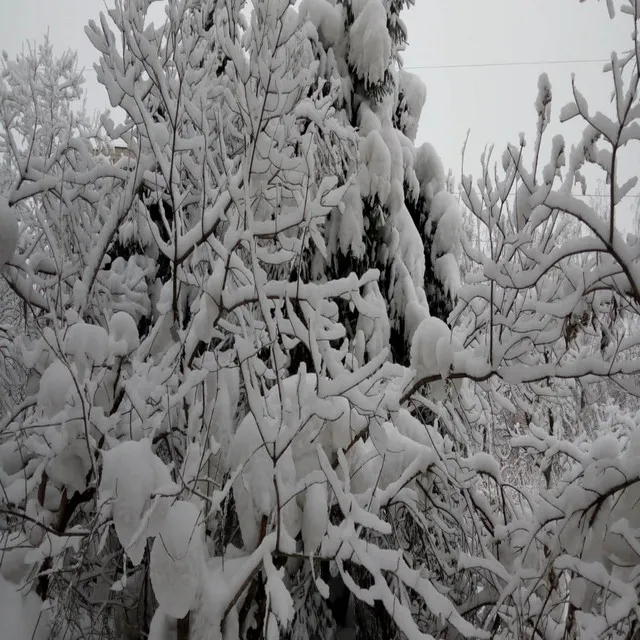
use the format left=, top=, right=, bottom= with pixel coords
left=404, top=58, right=610, bottom=71
left=570, top=193, right=640, bottom=199
left=78, top=58, right=611, bottom=75
left=451, top=192, right=640, bottom=199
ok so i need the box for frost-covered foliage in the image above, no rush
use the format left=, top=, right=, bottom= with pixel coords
left=0, top=1, right=471, bottom=639
left=3, top=0, right=640, bottom=639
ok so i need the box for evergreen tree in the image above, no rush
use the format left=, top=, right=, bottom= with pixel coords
left=299, top=0, right=461, bottom=373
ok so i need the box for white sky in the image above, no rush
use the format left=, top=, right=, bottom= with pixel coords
left=1, top=0, right=638, bottom=225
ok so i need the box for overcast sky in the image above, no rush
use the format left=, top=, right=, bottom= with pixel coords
left=1, top=0, right=638, bottom=224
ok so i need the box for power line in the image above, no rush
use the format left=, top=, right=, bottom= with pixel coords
left=78, top=58, right=611, bottom=75
left=404, top=58, right=609, bottom=71
left=573, top=193, right=640, bottom=199
left=451, top=192, right=640, bottom=199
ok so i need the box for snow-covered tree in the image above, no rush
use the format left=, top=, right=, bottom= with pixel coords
left=0, top=39, right=100, bottom=417
left=452, top=1, right=640, bottom=636
left=4, top=0, right=640, bottom=639
left=0, top=2, right=473, bottom=640
left=298, top=0, right=461, bottom=368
